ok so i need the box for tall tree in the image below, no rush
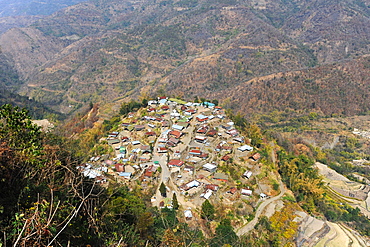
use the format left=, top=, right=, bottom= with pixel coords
left=201, top=199, right=215, bottom=220
left=0, top=104, right=43, bottom=222
left=172, top=193, right=179, bottom=210
left=210, top=218, right=238, bottom=247
left=160, top=182, right=167, bottom=197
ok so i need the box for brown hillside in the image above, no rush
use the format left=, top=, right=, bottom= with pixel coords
left=0, top=16, right=42, bottom=34
left=0, top=0, right=368, bottom=116
left=0, top=27, right=66, bottom=79
left=162, top=56, right=370, bottom=116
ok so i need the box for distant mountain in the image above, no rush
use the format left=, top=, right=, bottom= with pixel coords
left=0, top=0, right=88, bottom=17
left=0, top=0, right=369, bottom=116
left=0, top=0, right=89, bottom=35
left=164, top=55, right=370, bottom=116
left=0, top=16, right=42, bottom=34
left=0, top=50, right=21, bottom=89
left=0, top=50, right=63, bottom=119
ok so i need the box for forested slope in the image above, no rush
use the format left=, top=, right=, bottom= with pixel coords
left=0, top=0, right=368, bottom=116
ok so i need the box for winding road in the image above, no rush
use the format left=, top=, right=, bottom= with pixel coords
left=236, top=179, right=286, bottom=236
left=152, top=139, right=170, bottom=207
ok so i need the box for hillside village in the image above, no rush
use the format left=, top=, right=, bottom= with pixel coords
left=2, top=0, right=370, bottom=244
left=78, top=97, right=279, bottom=228
left=4, top=99, right=370, bottom=246
left=76, top=98, right=370, bottom=245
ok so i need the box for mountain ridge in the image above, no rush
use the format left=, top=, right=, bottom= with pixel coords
left=0, top=0, right=88, bottom=17
left=0, top=0, right=369, bottom=116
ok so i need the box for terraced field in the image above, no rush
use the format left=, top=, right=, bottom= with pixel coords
left=296, top=213, right=369, bottom=247
left=295, top=162, right=370, bottom=246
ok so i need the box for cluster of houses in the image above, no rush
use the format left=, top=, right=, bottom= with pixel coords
left=176, top=175, right=267, bottom=201
left=77, top=156, right=110, bottom=183
left=168, top=151, right=265, bottom=202
left=78, top=96, right=269, bottom=216
left=157, top=129, right=185, bottom=153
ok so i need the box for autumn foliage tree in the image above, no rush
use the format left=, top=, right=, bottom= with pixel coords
left=278, top=151, right=323, bottom=212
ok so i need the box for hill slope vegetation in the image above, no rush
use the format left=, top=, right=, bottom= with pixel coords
left=0, top=0, right=368, bottom=116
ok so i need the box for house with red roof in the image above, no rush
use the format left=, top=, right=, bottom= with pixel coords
left=189, top=149, right=202, bottom=156
left=134, top=125, right=146, bottom=131
left=186, top=109, right=197, bottom=115
left=205, top=184, right=219, bottom=191
left=250, top=153, right=261, bottom=161
left=145, top=131, right=156, bottom=136
left=169, top=130, right=183, bottom=139
left=157, top=147, right=168, bottom=153
left=228, top=187, right=237, bottom=194
left=168, top=137, right=180, bottom=146
left=197, top=126, right=209, bottom=134
left=221, top=155, right=231, bottom=162
left=162, top=121, right=170, bottom=127
left=168, top=159, right=184, bottom=167
left=213, top=172, right=228, bottom=182
left=207, top=129, right=218, bottom=137
left=115, top=163, right=125, bottom=172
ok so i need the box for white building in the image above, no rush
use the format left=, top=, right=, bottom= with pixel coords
left=201, top=189, right=213, bottom=200
left=243, top=171, right=252, bottom=179
left=203, top=163, right=217, bottom=173
left=238, top=145, right=253, bottom=152
left=172, top=124, right=184, bottom=131
left=184, top=210, right=193, bottom=220
left=241, top=189, right=252, bottom=196
left=195, top=135, right=207, bottom=143
left=119, top=172, right=132, bottom=179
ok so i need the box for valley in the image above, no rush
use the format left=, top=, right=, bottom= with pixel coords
left=0, top=0, right=370, bottom=245
left=0, top=0, right=368, bottom=117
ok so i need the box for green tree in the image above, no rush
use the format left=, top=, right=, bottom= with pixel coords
left=100, top=185, right=147, bottom=245
left=345, top=137, right=360, bottom=150
left=0, top=104, right=102, bottom=246
left=248, top=123, right=263, bottom=147
left=201, top=199, right=215, bottom=220
left=210, top=218, right=238, bottom=247
left=136, top=212, right=154, bottom=238
left=231, top=112, right=247, bottom=127
left=141, top=98, right=148, bottom=106
left=0, top=104, right=44, bottom=224
left=172, top=193, right=179, bottom=210
left=160, top=182, right=167, bottom=197
left=0, top=104, right=42, bottom=152
left=119, top=100, right=143, bottom=116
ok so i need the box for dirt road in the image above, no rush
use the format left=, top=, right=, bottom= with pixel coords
left=236, top=179, right=286, bottom=236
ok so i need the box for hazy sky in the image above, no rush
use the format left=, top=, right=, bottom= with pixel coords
left=0, top=0, right=87, bottom=17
